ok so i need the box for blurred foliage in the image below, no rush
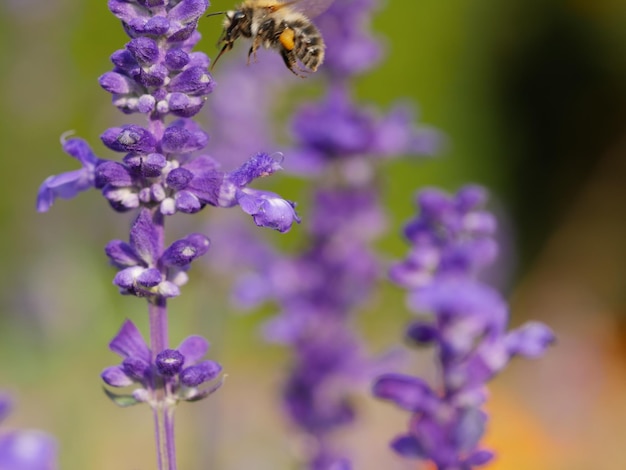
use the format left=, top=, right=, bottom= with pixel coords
left=0, top=0, right=625, bottom=469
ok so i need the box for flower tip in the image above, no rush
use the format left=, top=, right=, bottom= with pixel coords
left=270, top=151, right=285, bottom=165
left=59, top=130, right=76, bottom=145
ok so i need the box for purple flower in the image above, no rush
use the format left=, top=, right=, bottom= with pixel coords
left=36, top=0, right=302, bottom=466
left=105, top=208, right=210, bottom=298
left=373, top=187, right=555, bottom=468
left=36, top=136, right=100, bottom=212
left=316, top=0, right=383, bottom=78
left=200, top=2, right=442, bottom=468
left=287, top=86, right=440, bottom=178
left=101, top=320, right=223, bottom=405
left=0, top=393, right=57, bottom=470
left=104, top=0, right=213, bottom=117
left=224, top=186, right=389, bottom=470
left=389, top=186, right=498, bottom=290
left=38, top=1, right=299, bottom=233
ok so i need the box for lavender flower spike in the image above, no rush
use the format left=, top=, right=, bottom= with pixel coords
left=0, top=393, right=57, bottom=470
left=373, top=187, right=555, bottom=469
left=37, top=0, right=300, bottom=467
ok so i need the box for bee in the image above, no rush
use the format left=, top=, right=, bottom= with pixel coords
left=211, top=0, right=335, bottom=77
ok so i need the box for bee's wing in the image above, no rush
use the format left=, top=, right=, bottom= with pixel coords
left=290, top=0, right=335, bottom=18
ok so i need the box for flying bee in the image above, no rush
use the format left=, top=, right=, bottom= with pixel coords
left=210, top=0, right=335, bottom=77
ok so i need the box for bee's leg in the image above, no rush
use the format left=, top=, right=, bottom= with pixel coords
left=280, top=48, right=306, bottom=78
left=247, top=37, right=262, bottom=65
left=248, top=18, right=276, bottom=65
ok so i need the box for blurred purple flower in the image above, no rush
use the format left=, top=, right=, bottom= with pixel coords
left=373, top=186, right=555, bottom=468
left=0, top=393, right=57, bottom=470
left=316, top=0, right=383, bottom=77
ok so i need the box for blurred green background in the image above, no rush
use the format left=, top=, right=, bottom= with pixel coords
left=1, top=0, right=626, bottom=469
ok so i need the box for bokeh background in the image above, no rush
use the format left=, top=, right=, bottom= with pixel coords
left=1, top=0, right=626, bottom=469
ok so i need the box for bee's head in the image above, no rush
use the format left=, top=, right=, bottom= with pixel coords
left=222, top=9, right=250, bottom=41
left=213, top=9, right=251, bottom=70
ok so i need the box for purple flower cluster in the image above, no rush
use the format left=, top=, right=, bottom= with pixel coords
left=234, top=191, right=383, bottom=470
left=216, top=2, right=441, bottom=468
left=373, top=187, right=555, bottom=469
left=102, top=320, right=222, bottom=406
left=0, top=393, right=57, bottom=470
left=35, top=0, right=299, bottom=468
left=37, top=0, right=299, bottom=234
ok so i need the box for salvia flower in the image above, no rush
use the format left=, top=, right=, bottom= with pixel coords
left=102, top=320, right=223, bottom=406
left=104, top=208, right=209, bottom=298
left=36, top=0, right=299, bottom=467
left=36, top=136, right=100, bottom=213
left=37, top=0, right=299, bottom=234
left=389, top=186, right=498, bottom=290
left=315, top=0, right=383, bottom=78
left=0, top=393, right=57, bottom=470
left=104, top=0, right=214, bottom=117
left=208, top=1, right=441, bottom=467
left=373, top=187, right=555, bottom=469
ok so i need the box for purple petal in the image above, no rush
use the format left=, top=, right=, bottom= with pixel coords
left=101, top=365, right=134, bottom=387
left=114, top=266, right=143, bottom=289
left=100, top=125, right=157, bottom=154
left=185, top=171, right=225, bottom=207
left=160, top=233, right=210, bottom=267
left=177, top=335, right=209, bottom=364
left=405, top=321, right=439, bottom=345
left=62, top=137, right=99, bottom=166
left=454, top=408, right=487, bottom=454
left=157, top=281, right=181, bottom=298
left=0, top=431, right=57, bottom=470
left=127, top=37, right=159, bottom=65
left=183, top=375, right=224, bottom=402
left=108, top=0, right=150, bottom=25
left=129, top=209, right=160, bottom=265
left=506, top=321, right=555, bottom=358
left=99, top=71, right=135, bottom=94
left=466, top=449, right=495, bottom=466
left=390, top=434, right=423, bottom=459
left=161, top=125, right=192, bottom=153
left=237, top=189, right=301, bottom=233
left=108, top=319, right=151, bottom=362
left=182, top=154, right=220, bottom=174
left=168, top=0, right=208, bottom=23
left=167, top=66, right=214, bottom=96
left=136, top=268, right=163, bottom=287
left=36, top=169, right=93, bottom=213
left=227, top=153, right=282, bottom=187
left=110, top=48, right=139, bottom=71
left=95, top=161, right=133, bottom=188
left=123, top=153, right=167, bottom=178
left=373, top=105, right=440, bottom=157
left=165, top=49, right=190, bottom=70
left=122, top=356, right=151, bottom=381
left=455, top=185, right=488, bottom=212
left=167, top=93, right=206, bottom=117
left=174, top=191, right=202, bottom=213
left=372, top=374, right=437, bottom=413
left=166, top=168, right=194, bottom=189
left=180, top=360, right=222, bottom=387
left=143, top=15, right=170, bottom=35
